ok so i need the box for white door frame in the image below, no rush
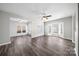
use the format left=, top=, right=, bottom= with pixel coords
left=48, top=22, right=64, bottom=38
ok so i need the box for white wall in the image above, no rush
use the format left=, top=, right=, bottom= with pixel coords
left=72, top=13, right=76, bottom=43
left=75, top=4, right=78, bottom=56
left=31, top=17, right=44, bottom=38
left=27, top=22, right=32, bottom=35
left=78, top=4, right=79, bottom=56
left=10, top=20, right=28, bottom=37
left=45, top=16, right=72, bottom=40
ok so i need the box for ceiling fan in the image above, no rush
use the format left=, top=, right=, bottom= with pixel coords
left=42, top=14, right=52, bottom=21
left=41, top=9, right=52, bottom=20
left=31, top=8, right=52, bottom=20
left=43, top=15, right=52, bottom=18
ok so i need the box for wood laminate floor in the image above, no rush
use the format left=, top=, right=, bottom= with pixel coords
left=0, top=35, right=76, bottom=56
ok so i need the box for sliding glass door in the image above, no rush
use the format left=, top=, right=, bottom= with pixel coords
left=48, top=22, right=64, bottom=37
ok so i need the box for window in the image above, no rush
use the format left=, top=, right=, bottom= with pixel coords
left=17, top=25, right=21, bottom=33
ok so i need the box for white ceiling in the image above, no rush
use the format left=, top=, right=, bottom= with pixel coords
left=0, top=3, right=77, bottom=21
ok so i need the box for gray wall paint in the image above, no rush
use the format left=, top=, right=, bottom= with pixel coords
left=0, top=10, right=27, bottom=44
left=45, top=16, right=72, bottom=40
left=0, top=11, right=9, bottom=44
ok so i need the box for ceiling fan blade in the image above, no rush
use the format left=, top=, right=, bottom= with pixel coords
left=46, top=15, right=52, bottom=17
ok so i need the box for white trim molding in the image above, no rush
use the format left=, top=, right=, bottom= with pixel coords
left=0, top=41, right=11, bottom=46
left=72, top=39, right=75, bottom=43
left=74, top=48, right=78, bottom=56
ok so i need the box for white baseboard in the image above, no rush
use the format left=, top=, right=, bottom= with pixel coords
left=74, top=48, right=78, bottom=56
left=0, top=41, right=11, bottom=46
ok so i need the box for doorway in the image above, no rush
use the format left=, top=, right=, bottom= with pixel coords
left=48, top=22, right=64, bottom=38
